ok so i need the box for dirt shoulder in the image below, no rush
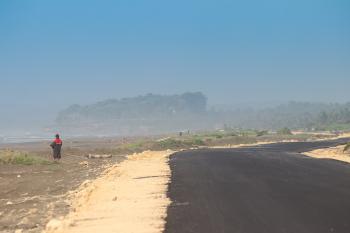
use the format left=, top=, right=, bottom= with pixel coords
left=44, top=150, right=173, bottom=233
left=0, top=141, right=125, bottom=233
left=304, top=145, right=350, bottom=163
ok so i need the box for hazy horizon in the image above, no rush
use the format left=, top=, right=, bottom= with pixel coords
left=1, top=0, right=349, bottom=135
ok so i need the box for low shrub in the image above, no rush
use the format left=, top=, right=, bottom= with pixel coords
left=277, top=127, right=293, bottom=135
left=0, top=150, right=51, bottom=165
left=256, top=130, right=268, bottom=137
left=187, top=138, right=206, bottom=146
left=154, top=138, right=185, bottom=149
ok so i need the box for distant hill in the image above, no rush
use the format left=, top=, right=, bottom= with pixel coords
left=56, top=92, right=350, bottom=136
left=56, top=92, right=208, bottom=135
left=57, top=92, right=207, bottom=122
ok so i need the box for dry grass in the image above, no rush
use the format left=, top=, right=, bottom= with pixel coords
left=0, top=149, right=52, bottom=165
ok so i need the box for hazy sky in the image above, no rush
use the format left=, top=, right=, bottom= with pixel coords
left=0, top=0, right=350, bottom=128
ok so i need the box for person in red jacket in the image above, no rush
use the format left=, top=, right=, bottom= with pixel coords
left=50, top=134, right=63, bottom=161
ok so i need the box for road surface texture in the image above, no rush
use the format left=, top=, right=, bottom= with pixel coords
left=165, top=139, right=350, bottom=233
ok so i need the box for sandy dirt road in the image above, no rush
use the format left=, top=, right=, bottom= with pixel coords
left=44, top=150, right=173, bottom=233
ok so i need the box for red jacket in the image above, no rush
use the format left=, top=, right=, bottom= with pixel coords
left=54, top=138, right=62, bottom=145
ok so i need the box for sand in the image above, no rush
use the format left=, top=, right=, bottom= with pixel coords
left=316, top=132, right=350, bottom=141
left=304, top=145, right=350, bottom=163
left=334, top=132, right=350, bottom=139
left=210, top=132, right=350, bottom=149
left=209, top=140, right=303, bottom=149
left=44, top=150, right=174, bottom=233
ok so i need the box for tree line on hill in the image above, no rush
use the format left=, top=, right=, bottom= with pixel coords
left=57, top=92, right=207, bottom=123
left=215, top=101, right=350, bottom=131
left=56, top=92, right=350, bottom=135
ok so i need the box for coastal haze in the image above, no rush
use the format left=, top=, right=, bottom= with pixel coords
left=2, top=92, right=350, bottom=140
left=2, top=1, right=350, bottom=233
left=1, top=0, right=350, bottom=140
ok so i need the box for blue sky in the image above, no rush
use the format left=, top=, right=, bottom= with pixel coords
left=0, top=0, right=349, bottom=128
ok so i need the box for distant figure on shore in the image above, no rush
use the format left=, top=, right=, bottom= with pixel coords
left=50, top=134, right=63, bottom=161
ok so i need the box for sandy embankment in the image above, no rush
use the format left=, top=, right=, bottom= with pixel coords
left=209, top=141, right=280, bottom=149
left=44, top=150, right=174, bottom=233
left=304, top=145, right=350, bottom=164
left=319, top=132, right=350, bottom=141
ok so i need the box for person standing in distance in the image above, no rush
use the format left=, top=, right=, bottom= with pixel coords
left=50, top=134, right=63, bottom=161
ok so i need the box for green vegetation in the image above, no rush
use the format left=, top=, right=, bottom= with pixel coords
left=277, top=127, right=293, bottom=135
left=153, top=137, right=205, bottom=150
left=215, top=102, right=350, bottom=131
left=104, top=128, right=336, bottom=154
left=0, top=150, right=52, bottom=165
left=256, top=130, right=268, bottom=137
left=316, top=123, right=350, bottom=131
left=122, top=141, right=146, bottom=151
left=154, top=138, right=187, bottom=149
left=190, top=137, right=206, bottom=146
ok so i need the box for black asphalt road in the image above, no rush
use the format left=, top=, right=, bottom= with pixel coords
left=165, top=138, right=350, bottom=233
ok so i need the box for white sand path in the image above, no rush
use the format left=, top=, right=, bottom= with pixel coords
left=44, top=150, right=173, bottom=233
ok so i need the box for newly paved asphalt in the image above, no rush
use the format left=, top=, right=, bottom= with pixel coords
left=165, top=138, right=350, bottom=233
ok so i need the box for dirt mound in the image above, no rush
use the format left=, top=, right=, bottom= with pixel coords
left=304, top=145, right=350, bottom=163
left=44, top=150, right=174, bottom=233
